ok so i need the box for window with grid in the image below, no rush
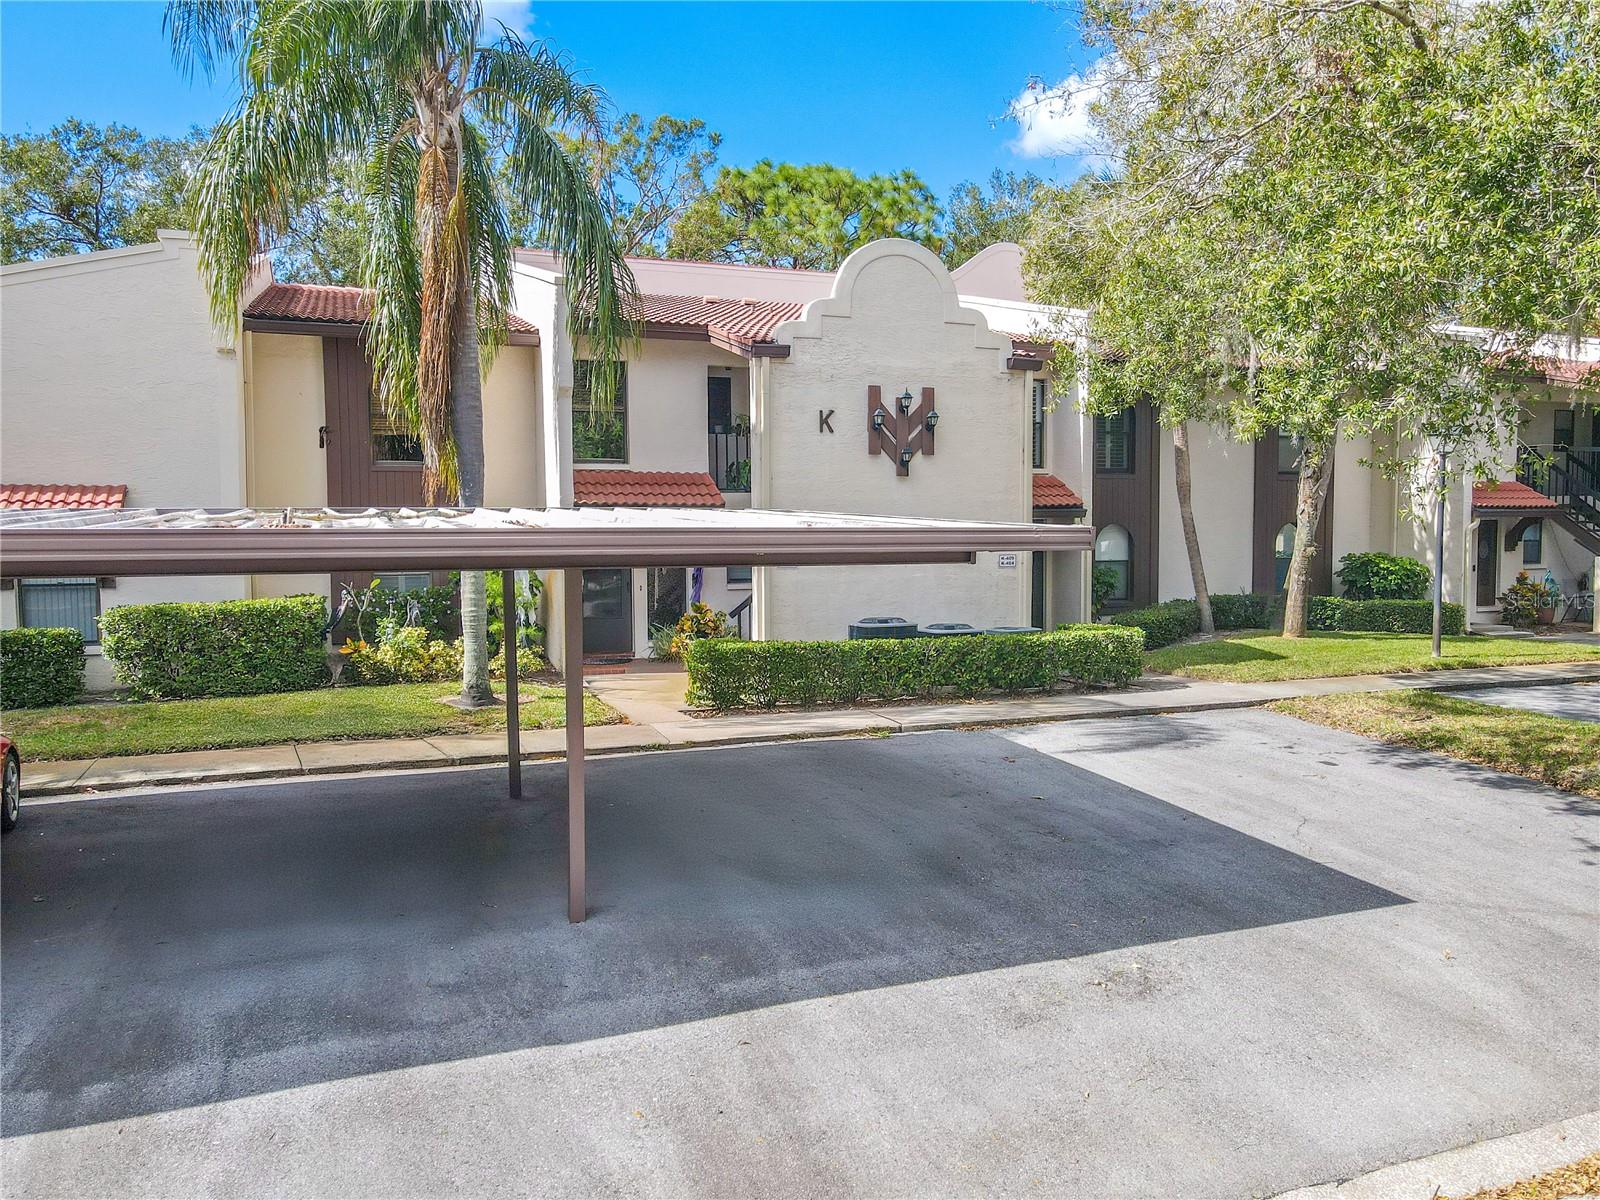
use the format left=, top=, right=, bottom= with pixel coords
left=1521, top=520, right=1543, bottom=565
left=18, top=577, right=101, bottom=644
left=369, top=391, right=423, bottom=463
left=1094, top=409, right=1135, bottom=473
left=1031, top=380, right=1048, bottom=469
left=572, top=361, right=628, bottom=463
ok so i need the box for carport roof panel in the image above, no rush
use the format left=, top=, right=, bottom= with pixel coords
left=0, top=505, right=1094, bottom=577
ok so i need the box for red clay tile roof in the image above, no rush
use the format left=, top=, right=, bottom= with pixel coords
left=1, top=483, right=127, bottom=510
left=634, top=293, right=805, bottom=354
left=572, top=469, right=725, bottom=508
left=1032, top=474, right=1085, bottom=510
left=245, top=282, right=537, bottom=338
left=1472, top=480, right=1560, bottom=510
left=1485, top=350, right=1600, bottom=388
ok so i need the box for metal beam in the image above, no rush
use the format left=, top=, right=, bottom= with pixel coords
left=563, top=568, right=587, bottom=923
left=503, top=569, right=521, bottom=800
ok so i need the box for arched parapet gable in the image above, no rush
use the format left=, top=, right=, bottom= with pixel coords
left=771, top=238, right=1011, bottom=372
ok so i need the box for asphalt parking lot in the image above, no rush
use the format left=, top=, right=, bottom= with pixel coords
left=3, top=708, right=1596, bottom=1198
left=1451, top=680, right=1599, bottom=723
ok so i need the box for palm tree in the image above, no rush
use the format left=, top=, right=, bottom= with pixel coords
left=167, top=0, right=637, bottom=705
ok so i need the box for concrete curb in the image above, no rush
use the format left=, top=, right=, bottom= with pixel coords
left=19, top=663, right=1600, bottom=800
left=1271, top=1110, right=1600, bottom=1200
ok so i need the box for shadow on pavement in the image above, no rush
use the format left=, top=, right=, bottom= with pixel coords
left=2, top=730, right=1407, bottom=1137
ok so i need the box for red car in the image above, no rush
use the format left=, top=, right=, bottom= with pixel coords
left=1, top=735, right=18, bottom=833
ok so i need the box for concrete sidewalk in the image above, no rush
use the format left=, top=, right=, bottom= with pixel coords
left=22, top=658, right=1600, bottom=798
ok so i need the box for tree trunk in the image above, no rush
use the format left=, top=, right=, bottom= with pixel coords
left=1171, top=421, right=1214, bottom=635
left=452, top=284, right=495, bottom=706
left=1281, top=434, right=1337, bottom=638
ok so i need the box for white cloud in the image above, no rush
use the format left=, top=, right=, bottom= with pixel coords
left=482, top=1, right=536, bottom=36
left=1007, top=59, right=1112, bottom=164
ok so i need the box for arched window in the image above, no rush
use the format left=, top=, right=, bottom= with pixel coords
left=1095, top=524, right=1132, bottom=603
left=1273, top=523, right=1296, bottom=591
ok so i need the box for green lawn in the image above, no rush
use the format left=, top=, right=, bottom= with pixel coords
left=1271, top=689, right=1600, bottom=799
left=3, top=682, right=621, bottom=762
left=1145, top=630, right=1600, bottom=683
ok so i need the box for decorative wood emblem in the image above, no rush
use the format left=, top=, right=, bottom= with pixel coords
left=868, top=385, right=939, bottom=477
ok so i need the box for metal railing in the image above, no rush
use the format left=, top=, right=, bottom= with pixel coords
left=1518, top=443, right=1600, bottom=542
left=729, top=595, right=752, bottom=639
left=709, top=430, right=751, bottom=492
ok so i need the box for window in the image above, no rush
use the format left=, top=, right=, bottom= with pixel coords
left=373, top=572, right=432, bottom=594
left=1521, top=519, right=1543, bottom=565
left=726, top=565, right=752, bottom=587
left=18, top=577, right=100, bottom=644
left=1273, top=523, right=1296, bottom=591
left=1031, top=380, right=1049, bottom=470
left=1554, top=408, right=1575, bottom=450
left=572, top=360, right=628, bottom=462
left=370, top=393, right=422, bottom=463
left=1094, top=524, right=1132, bottom=602
left=1277, top=432, right=1303, bottom=475
left=1094, top=409, right=1135, bottom=473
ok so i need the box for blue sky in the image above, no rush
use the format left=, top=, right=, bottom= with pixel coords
left=0, top=1, right=1102, bottom=199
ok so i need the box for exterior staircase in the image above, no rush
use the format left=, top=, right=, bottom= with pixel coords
left=1518, top=444, right=1600, bottom=557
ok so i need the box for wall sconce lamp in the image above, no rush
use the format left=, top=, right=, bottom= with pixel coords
left=924, top=408, right=939, bottom=431
left=899, top=448, right=915, bottom=467
left=896, top=388, right=913, bottom=414
left=872, top=409, right=885, bottom=430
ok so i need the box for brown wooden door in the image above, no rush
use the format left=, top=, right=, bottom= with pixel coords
left=322, top=337, right=426, bottom=508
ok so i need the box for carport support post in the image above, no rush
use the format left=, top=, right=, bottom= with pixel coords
left=503, top=570, right=520, bottom=799
left=563, top=567, right=587, bottom=923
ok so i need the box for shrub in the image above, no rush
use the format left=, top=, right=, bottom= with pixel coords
left=1102, top=599, right=1201, bottom=649
left=342, top=627, right=463, bottom=685
left=1308, top=596, right=1465, bottom=635
left=1499, top=571, right=1556, bottom=629
left=684, top=627, right=1143, bottom=710
left=1091, top=566, right=1119, bottom=618
left=669, top=601, right=731, bottom=660
left=100, top=595, right=329, bottom=699
left=336, top=581, right=458, bottom=645
left=1336, top=553, right=1431, bottom=601
left=1209, top=592, right=1276, bottom=631
left=0, top=627, right=85, bottom=709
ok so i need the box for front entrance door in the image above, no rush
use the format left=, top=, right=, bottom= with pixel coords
left=581, top=569, right=634, bottom=655
left=1475, top=519, right=1499, bottom=609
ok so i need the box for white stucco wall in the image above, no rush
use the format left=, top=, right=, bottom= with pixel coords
left=1155, top=424, right=1257, bottom=601
left=596, top=339, right=747, bottom=473
left=482, top=344, right=542, bottom=508
left=0, top=233, right=252, bottom=688
left=757, top=240, right=1035, bottom=641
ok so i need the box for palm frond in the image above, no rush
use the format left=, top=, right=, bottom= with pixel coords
left=499, top=117, right=639, bottom=408
left=164, top=0, right=255, bottom=81
left=460, top=121, right=513, bottom=374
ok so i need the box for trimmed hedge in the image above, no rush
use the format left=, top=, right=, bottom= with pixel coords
left=1210, top=592, right=1276, bottom=630
left=0, top=627, right=85, bottom=709
left=100, top=594, right=330, bottom=699
left=1308, top=596, right=1466, bottom=635
left=1102, top=600, right=1201, bottom=649
left=685, top=627, right=1144, bottom=710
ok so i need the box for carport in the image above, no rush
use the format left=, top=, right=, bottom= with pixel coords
left=0, top=504, right=1093, bottom=921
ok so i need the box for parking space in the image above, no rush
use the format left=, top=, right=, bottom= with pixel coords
left=2, top=711, right=1595, bottom=1198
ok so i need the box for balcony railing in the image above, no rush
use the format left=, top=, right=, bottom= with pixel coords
left=709, top=430, right=751, bottom=493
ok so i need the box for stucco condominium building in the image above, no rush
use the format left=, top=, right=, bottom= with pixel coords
left=2, top=231, right=1596, bottom=684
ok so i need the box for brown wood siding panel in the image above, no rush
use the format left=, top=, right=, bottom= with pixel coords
left=1252, top=430, right=1333, bottom=595
left=322, top=337, right=435, bottom=599
left=1092, top=398, right=1160, bottom=607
